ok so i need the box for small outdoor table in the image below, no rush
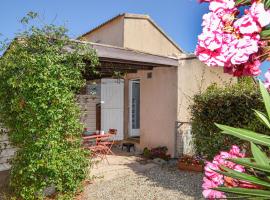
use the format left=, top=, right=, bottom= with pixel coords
left=82, top=133, right=114, bottom=141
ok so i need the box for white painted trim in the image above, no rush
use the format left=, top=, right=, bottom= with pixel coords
left=129, top=79, right=140, bottom=137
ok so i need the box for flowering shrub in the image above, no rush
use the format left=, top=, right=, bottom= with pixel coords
left=196, top=1, right=270, bottom=198
left=195, top=0, right=270, bottom=76
left=208, top=83, right=270, bottom=198
left=202, top=145, right=257, bottom=199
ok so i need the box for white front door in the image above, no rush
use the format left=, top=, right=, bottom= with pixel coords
left=129, top=80, right=140, bottom=137
left=101, top=78, right=124, bottom=140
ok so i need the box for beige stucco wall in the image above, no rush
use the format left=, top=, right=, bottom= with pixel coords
left=81, top=16, right=124, bottom=47
left=125, top=67, right=178, bottom=157
left=124, top=18, right=182, bottom=57
left=80, top=14, right=182, bottom=57
left=177, top=58, right=235, bottom=123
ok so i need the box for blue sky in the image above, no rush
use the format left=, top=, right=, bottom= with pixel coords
left=0, top=0, right=208, bottom=52
left=0, top=0, right=268, bottom=78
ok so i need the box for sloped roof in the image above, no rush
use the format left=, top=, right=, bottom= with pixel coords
left=72, top=39, right=179, bottom=67
left=78, top=13, right=185, bottom=53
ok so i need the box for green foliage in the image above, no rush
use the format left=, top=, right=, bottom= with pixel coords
left=235, top=0, right=251, bottom=6
left=0, top=14, right=99, bottom=199
left=190, top=79, right=269, bottom=159
left=214, top=81, right=270, bottom=198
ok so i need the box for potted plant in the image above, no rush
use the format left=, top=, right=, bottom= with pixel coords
left=178, top=155, right=204, bottom=172
left=142, top=146, right=171, bottom=161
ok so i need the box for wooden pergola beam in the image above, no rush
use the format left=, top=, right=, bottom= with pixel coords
left=98, top=62, right=153, bottom=71
left=83, top=60, right=155, bottom=80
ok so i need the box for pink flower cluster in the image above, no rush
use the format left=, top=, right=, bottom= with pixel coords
left=203, top=145, right=261, bottom=199
left=203, top=145, right=245, bottom=199
left=195, top=0, right=270, bottom=77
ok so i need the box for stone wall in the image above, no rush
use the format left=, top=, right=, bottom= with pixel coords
left=77, top=95, right=100, bottom=133
left=0, top=126, right=15, bottom=172
left=176, top=122, right=194, bottom=158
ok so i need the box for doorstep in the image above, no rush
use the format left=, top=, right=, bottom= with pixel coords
left=125, top=136, right=140, bottom=144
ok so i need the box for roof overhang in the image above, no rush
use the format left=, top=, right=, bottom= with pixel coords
left=91, top=42, right=179, bottom=67
left=2, top=38, right=183, bottom=80
left=72, top=40, right=179, bottom=80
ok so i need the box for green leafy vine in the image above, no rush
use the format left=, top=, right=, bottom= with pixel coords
left=0, top=12, right=99, bottom=199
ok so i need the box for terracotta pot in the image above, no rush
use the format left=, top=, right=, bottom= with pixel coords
left=178, top=161, right=203, bottom=172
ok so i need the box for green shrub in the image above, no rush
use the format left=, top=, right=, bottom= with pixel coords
left=190, top=78, right=269, bottom=159
left=0, top=14, right=99, bottom=199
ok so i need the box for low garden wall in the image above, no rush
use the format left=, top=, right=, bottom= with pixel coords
left=175, top=122, right=194, bottom=158
left=0, top=126, right=15, bottom=172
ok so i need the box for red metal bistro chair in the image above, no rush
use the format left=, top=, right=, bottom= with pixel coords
left=96, top=129, right=117, bottom=155
left=82, top=129, right=117, bottom=162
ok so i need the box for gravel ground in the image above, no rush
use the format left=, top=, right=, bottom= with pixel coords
left=84, top=152, right=203, bottom=200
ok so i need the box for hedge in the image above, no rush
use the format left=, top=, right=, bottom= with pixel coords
left=190, top=78, right=269, bottom=159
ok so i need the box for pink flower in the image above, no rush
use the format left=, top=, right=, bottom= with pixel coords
left=243, top=59, right=261, bottom=76
left=204, top=162, right=224, bottom=184
left=234, top=14, right=260, bottom=34
left=202, top=145, right=246, bottom=199
left=263, top=70, right=270, bottom=89
left=198, top=30, right=223, bottom=51
left=195, top=45, right=227, bottom=66
left=221, top=12, right=236, bottom=24
left=195, top=0, right=268, bottom=78
left=213, top=151, right=239, bottom=168
left=229, top=145, right=245, bottom=157
left=202, top=12, right=224, bottom=32
left=213, top=151, right=230, bottom=164
left=233, top=164, right=245, bottom=173
left=209, top=0, right=236, bottom=14
left=229, top=145, right=241, bottom=155
left=250, top=2, right=270, bottom=28
left=202, top=177, right=218, bottom=190
left=230, top=54, right=262, bottom=77
left=202, top=189, right=226, bottom=199
left=202, top=177, right=226, bottom=199
left=195, top=31, right=237, bottom=67
left=227, top=36, right=259, bottom=65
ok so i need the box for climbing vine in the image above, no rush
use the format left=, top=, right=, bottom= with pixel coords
left=0, top=13, right=99, bottom=199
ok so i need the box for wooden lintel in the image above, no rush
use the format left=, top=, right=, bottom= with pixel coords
left=99, top=62, right=153, bottom=71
